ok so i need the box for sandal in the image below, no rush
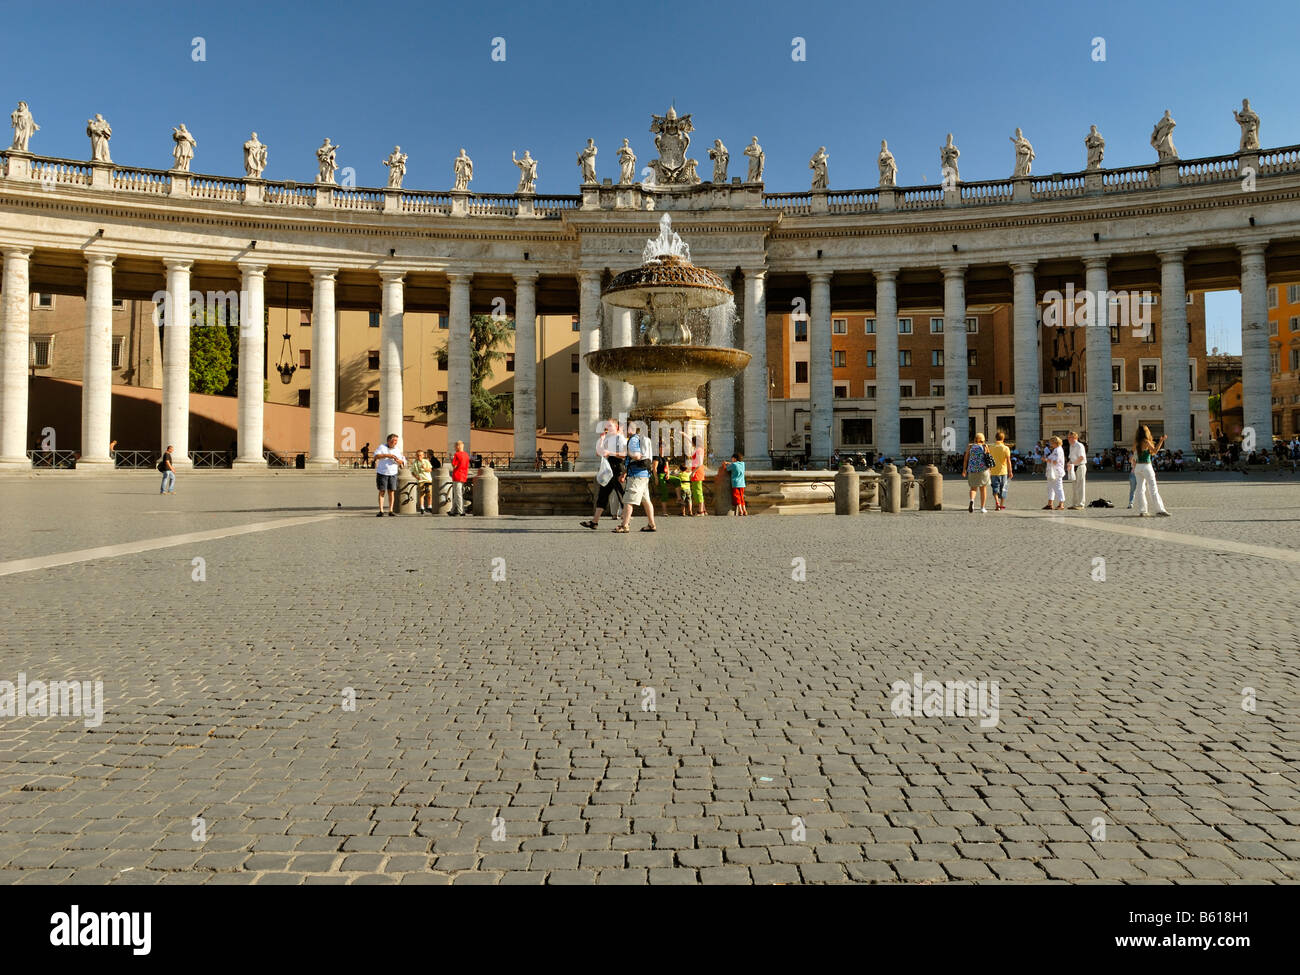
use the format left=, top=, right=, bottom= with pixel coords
left=580, top=520, right=597, bottom=530
left=612, top=526, right=630, bottom=533
left=640, top=526, right=657, bottom=532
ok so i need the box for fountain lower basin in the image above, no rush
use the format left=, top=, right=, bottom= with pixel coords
left=585, top=345, right=751, bottom=421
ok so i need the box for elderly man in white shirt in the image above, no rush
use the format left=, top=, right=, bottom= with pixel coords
left=1066, top=431, right=1088, bottom=509
left=373, top=433, right=406, bottom=517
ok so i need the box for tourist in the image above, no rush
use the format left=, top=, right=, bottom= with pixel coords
left=373, top=433, right=405, bottom=517
left=411, top=450, right=433, bottom=514
left=158, top=445, right=176, bottom=494
left=581, top=418, right=626, bottom=530
left=1066, top=431, right=1088, bottom=509
left=360, top=442, right=370, bottom=468
left=613, top=426, right=658, bottom=533
left=962, top=432, right=993, bottom=513
left=535, top=448, right=545, bottom=471
left=560, top=442, right=569, bottom=469
left=449, top=440, right=470, bottom=515
left=1132, top=424, right=1170, bottom=517
left=722, top=452, right=748, bottom=516
left=669, top=462, right=692, bottom=515
left=686, top=435, right=707, bottom=516
left=988, top=430, right=1013, bottom=511
left=1042, top=436, right=1066, bottom=510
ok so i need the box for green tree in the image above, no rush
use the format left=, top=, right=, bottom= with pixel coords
left=420, top=313, right=515, bottom=428
left=189, top=310, right=233, bottom=395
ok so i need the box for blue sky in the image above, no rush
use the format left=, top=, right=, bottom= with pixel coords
left=5, top=0, right=1290, bottom=349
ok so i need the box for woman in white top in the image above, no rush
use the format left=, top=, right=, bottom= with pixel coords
left=1042, top=436, right=1066, bottom=510
left=580, top=418, right=627, bottom=529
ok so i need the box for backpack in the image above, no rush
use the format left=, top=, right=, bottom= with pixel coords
left=157, top=457, right=169, bottom=473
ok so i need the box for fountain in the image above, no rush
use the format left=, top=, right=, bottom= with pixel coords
left=585, top=214, right=750, bottom=449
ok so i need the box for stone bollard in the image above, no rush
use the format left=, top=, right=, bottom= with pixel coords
left=900, top=466, right=920, bottom=510
left=713, top=467, right=731, bottom=515
left=834, top=462, right=860, bottom=515
left=880, top=463, right=901, bottom=514
left=395, top=466, right=417, bottom=513
left=435, top=467, right=452, bottom=515
left=475, top=466, right=499, bottom=517
left=920, top=464, right=943, bottom=510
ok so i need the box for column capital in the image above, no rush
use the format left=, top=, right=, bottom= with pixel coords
left=873, top=268, right=899, bottom=282
left=513, top=270, right=540, bottom=285
left=163, top=258, right=193, bottom=273
left=1010, top=260, right=1037, bottom=274
left=1, top=246, right=32, bottom=261
left=741, top=266, right=768, bottom=280
left=378, top=268, right=406, bottom=284
left=1157, top=248, right=1187, bottom=263
left=577, top=268, right=603, bottom=285
left=84, top=250, right=116, bottom=268
left=1082, top=256, right=1108, bottom=271
left=807, top=269, right=832, bottom=285
left=940, top=264, right=967, bottom=279
left=446, top=271, right=473, bottom=285
left=1238, top=241, right=1268, bottom=261
left=236, top=261, right=267, bottom=277
left=309, top=266, right=338, bottom=281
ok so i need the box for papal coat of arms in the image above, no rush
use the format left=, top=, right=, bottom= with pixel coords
left=648, top=106, right=701, bottom=185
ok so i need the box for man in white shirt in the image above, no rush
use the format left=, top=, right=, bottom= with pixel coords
left=581, top=418, right=628, bottom=529
left=1066, top=431, right=1088, bottom=509
left=373, top=433, right=406, bottom=517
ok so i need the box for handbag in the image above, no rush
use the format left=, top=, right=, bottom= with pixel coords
left=596, top=455, right=613, bottom=486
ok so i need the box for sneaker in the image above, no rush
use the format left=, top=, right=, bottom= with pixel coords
left=968, top=501, right=974, bottom=513
left=1156, top=511, right=1171, bottom=517
left=376, top=512, right=384, bottom=517
left=1126, top=504, right=1133, bottom=509
left=980, top=507, right=987, bottom=514
left=388, top=511, right=396, bottom=517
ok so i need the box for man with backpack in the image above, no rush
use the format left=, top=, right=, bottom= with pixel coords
left=963, top=433, right=993, bottom=513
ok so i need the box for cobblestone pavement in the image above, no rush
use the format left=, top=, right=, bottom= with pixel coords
left=0, top=473, right=1297, bottom=884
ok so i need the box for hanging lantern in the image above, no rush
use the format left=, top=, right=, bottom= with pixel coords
left=276, top=331, right=297, bottom=384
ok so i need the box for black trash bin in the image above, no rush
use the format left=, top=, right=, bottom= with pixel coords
left=295, top=453, right=306, bottom=469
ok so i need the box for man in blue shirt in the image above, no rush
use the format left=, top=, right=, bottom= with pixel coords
left=613, top=428, right=658, bottom=533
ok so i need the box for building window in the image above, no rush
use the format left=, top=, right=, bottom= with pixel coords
left=35, top=294, right=53, bottom=309
left=1288, top=285, right=1300, bottom=304
left=111, top=298, right=124, bottom=308
left=366, top=390, right=379, bottom=413
left=931, top=350, right=944, bottom=367
left=833, top=350, right=846, bottom=368
left=1269, top=320, right=1279, bottom=336
left=967, top=349, right=977, bottom=367
left=297, top=389, right=310, bottom=407
left=865, top=350, right=876, bottom=368
left=1109, top=325, right=1120, bottom=344
left=30, top=336, right=52, bottom=366
left=1141, top=362, right=1159, bottom=391
left=1290, top=348, right=1300, bottom=371
left=1141, top=294, right=1159, bottom=306
left=1111, top=363, right=1123, bottom=391
left=369, top=311, right=380, bottom=328
left=111, top=335, right=124, bottom=369
left=898, top=318, right=912, bottom=334
left=570, top=391, right=579, bottom=415
left=930, top=381, right=945, bottom=396
left=930, top=317, right=943, bottom=334
left=571, top=353, right=579, bottom=373
left=505, top=353, right=515, bottom=372
left=966, top=317, right=978, bottom=334
left=794, top=319, right=808, bottom=342
left=1188, top=359, right=1196, bottom=390
left=1272, top=351, right=1281, bottom=374
left=794, top=361, right=809, bottom=383
left=437, top=391, right=447, bottom=407
left=832, top=318, right=847, bottom=334
left=865, top=384, right=876, bottom=398
left=438, top=354, right=447, bottom=371
left=367, top=350, right=380, bottom=369
left=571, top=316, right=580, bottom=332
left=833, top=383, right=848, bottom=399
left=899, top=349, right=911, bottom=367
left=300, top=310, right=311, bottom=327
left=299, top=349, right=311, bottom=369
left=899, top=382, right=914, bottom=398
left=968, top=382, right=980, bottom=396
left=1144, top=325, right=1157, bottom=344
left=900, top=416, right=924, bottom=443
left=864, top=319, right=875, bottom=334
left=841, top=418, right=872, bottom=444
left=1268, top=286, right=1278, bottom=309
left=440, top=314, right=450, bottom=330
left=1290, top=316, right=1299, bottom=332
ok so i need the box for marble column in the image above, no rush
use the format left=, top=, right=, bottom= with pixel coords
left=1012, top=261, right=1040, bottom=448
left=1159, top=250, right=1191, bottom=452
left=161, top=259, right=193, bottom=468
left=446, top=272, right=473, bottom=455
left=379, top=270, right=405, bottom=448
left=742, top=268, right=769, bottom=469
left=80, top=251, right=116, bottom=466
left=1239, top=243, right=1270, bottom=447
left=0, top=247, right=33, bottom=468
left=308, top=267, right=338, bottom=468
left=942, top=265, right=969, bottom=446
left=609, top=306, right=635, bottom=419
left=1084, top=257, right=1113, bottom=449
left=234, top=262, right=267, bottom=467
left=808, top=270, right=833, bottom=466
left=874, top=269, right=900, bottom=459
left=512, top=272, right=538, bottom=467
left=577, top=269, right=602, bottom=470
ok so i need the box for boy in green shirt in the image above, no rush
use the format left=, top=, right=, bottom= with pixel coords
left=410, top=450, right=434, bottom=514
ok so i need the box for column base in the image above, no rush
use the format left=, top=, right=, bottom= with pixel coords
left=306, top=458, right=339, bottom=471
left=507, top=458, right=537, bottom=471
left=75, top=457, right=115, bottom=469
left=233, top=456, right=268, bottom=469
left=0, top=457, right=33, bottom=470
left=169, top=458, right=195, bottom=471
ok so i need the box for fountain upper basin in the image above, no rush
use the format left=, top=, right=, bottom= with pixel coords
left=585, top=345, right=751, bottom=421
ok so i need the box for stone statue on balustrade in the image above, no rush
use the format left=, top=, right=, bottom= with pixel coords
left=171, top=123, right=196, bottom=172
left=453, top=148, right=473, bottom=191
left=1085, top=125, right=1105, bottom=170
left=9, top=101, right=38, bottom=152
left=316, top=138, right=339, bottom=184
left=708, top=139, right=729, bottom=183
left=1010, top=128, right=1034, bottom=178
left=1234, top=99, right=1260, bottom=152
left=512, top=150, right=538, bottom=193
left=878, top=140, right=897, bottom=187
left=809, top=146, right=829, bottom=190
left=1151, top=110, right=1178, bottom=161
left=383, top=146, right=407, bottom=188
left=86, top=114, right=112, bottom=163
left=744, top=136, right=765, bottom=182
left=940, top=133, right=960, bottom=183
left=577, top=139, right=597, bottom=184
left=244, top=133, right=267, bottom=178
left=616, top=139, right=636, bottom=184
